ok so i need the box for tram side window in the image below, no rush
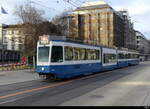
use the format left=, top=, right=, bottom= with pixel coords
left=0, top=51, right=1, bottom=61
left=135, top=54, right=138, bottom=58
left=51, top=46, right=63, bottom=63
left=118, top=53, right=124, bottom=59
left=85, top=49, right=100, bottom=60
left=86, top=49, right=91, bottom=60
left=104, top=54, right=116, bottom=63
left=126, top=54, right=131, bottom=59
left=74, top=47, right=80, bottom=60
left=125, top=54, right=130, bottom=59
left=90, top=50, right=96, bottom=60
left=73, top=48, right=100, bottom=61
left=80, top=48, right=86, bottom=60
left=95, top=50, right=100, bottom=60
left=132, top=54, right=138, bottom=59
left=129, top=54, right=132, bottom=59
left=65, top=46, right=73, bottom=61
left=125, top=54, right=127, bottom=59
left=132, top=54, right=134, bottom=58
left=86, top=49, right=94, bottom=60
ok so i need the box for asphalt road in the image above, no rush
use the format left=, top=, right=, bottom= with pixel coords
left=0, top=62, right=150, bottom=106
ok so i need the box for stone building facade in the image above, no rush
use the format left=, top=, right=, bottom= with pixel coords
left=119, top=11, right=136, bottom=50
left=135, top=30, right=150, bottom=54
left=68, top=1, right=136, bottom=50
left=0, top=24, right=25, bottom=51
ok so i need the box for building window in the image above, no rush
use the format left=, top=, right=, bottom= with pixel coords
left=2, top=30, right=6, bottom=35
left=9, top=30, right=12, bottom=34
left=12, top=30, right=14, bottom=34
left=4, top=37, right=7, bottom=43
left=12, top=45, right=15, bottom=50
left=110, top=14, right=113, bottom=18
left=19, top=37, right=23, bottom=43
left=18, top=30, right=21, bottom=34
left=11, top=37, right=15, bottom=42
left=14, top=30, right=18, bottom=34
left=101, top=14, right=106, bottom=19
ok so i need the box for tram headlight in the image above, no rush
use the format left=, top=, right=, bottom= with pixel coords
left=42, top=67, right=45, bottom=71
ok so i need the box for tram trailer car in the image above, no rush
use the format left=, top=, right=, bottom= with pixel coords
left=36, top=40, right=140, bottom=80
left=117, top=50, right=129, bottom=68
left=126, top=51, right=139, bottom=66
left=102, top=47, right=118, bottom=71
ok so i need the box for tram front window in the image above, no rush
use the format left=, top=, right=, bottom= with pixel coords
left=51, top=46, right=63, bottom=63
left=38, top=47, right=50, bottom=62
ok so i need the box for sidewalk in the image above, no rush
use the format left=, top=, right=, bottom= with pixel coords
left=0, top=69, right=40, bottom=86
left=0, top=64, right=33, bottom=71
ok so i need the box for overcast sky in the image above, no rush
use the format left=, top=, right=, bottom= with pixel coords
left=0, top=0, right=150, bottom=39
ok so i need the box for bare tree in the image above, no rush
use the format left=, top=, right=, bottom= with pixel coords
left=14, top=3, right=46, bottom=67
left=14, top=3, right=45, bottom=24
left=52, top=8, right=73, bottom=36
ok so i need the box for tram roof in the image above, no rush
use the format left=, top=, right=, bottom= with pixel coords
left=38, top=35, right=139, bottom=53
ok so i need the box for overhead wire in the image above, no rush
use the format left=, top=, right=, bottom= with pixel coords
left=69, top=0, right=81, bottom=6
left=30, top=1, right=61, bottom=13
left=63, top=0, right=78, bottom=8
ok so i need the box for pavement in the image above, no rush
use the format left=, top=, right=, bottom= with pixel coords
left=0, top=69, right=40, bottom=86
left=60, top=62, right=150, bottom=106
left=0, top=62, right=150, bottom=106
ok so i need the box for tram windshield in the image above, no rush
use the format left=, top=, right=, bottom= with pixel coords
left=38, top=47, right=50, bottom=62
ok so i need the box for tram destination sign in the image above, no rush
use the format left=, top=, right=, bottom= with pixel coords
left=39, top=35, right=49, bottom=45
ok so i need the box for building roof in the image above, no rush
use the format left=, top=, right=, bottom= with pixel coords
left=75, top=1, right=112, bottom=12
left=75, top=4, right=111, bottom=11
left=135, top=30, right=148, bottom=40
left=72, top=1, right=113, bottom=15
left=0, top=24, right=8, bottom=28
left=81, top=1, right=107, bottom=7
left=72, top=1, right=124, bottom=19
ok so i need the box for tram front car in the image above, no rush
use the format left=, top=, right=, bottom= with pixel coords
left=36, top=35, right=63, bottom=80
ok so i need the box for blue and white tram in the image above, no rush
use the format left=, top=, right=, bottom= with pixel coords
left=36, top=37, right=140, bottom=80
left=36, top=40, right=102, bottom=79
